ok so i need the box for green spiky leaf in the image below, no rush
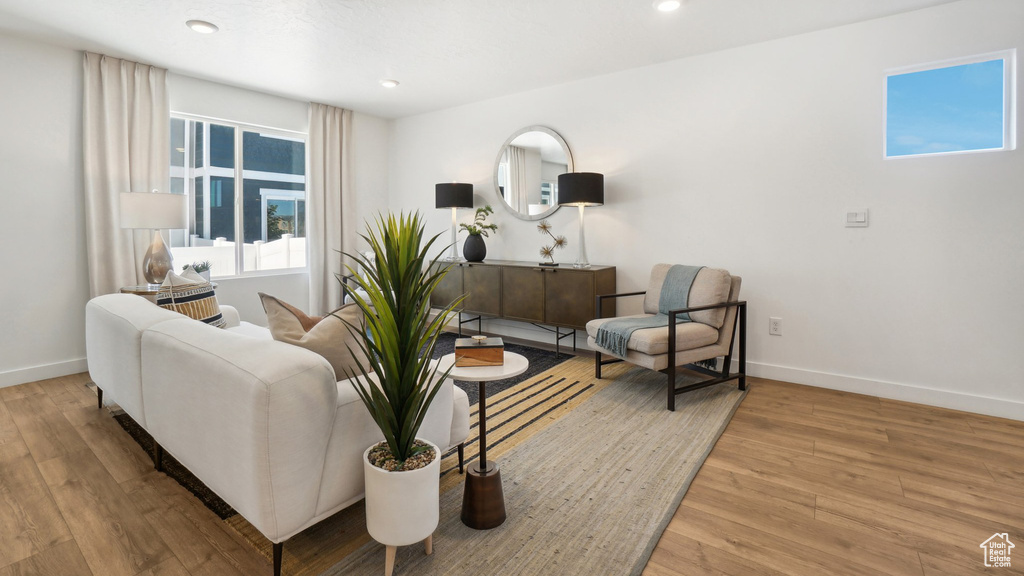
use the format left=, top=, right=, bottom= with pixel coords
left=339, top=212, right=464, bottom=463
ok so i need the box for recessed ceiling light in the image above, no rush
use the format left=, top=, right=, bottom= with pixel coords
left=186, top=20, right=219, bottom=34
left=380, top=79, right=400, bottom=88
left=653, top=0, right=681, bottom=12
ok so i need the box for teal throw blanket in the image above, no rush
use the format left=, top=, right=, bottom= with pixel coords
left=595, top=265, right=703, bottom=358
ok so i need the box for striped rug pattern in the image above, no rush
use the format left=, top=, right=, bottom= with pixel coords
left=227, top=354, right=612, bottom=575
left=326, top=358, right=746, bottom=575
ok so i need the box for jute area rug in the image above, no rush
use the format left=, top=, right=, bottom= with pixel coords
left=323, top=358, right=747, bottom=576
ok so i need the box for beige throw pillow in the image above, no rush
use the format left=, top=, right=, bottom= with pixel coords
left=259, top=293, right=368, bottom=380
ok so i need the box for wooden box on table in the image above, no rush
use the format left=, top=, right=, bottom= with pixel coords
left=454, top=337, right=504, bottom=367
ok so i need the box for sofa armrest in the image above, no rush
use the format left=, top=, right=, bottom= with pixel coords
left=595, top=291, right=646, bottom=319
left=219, top=304, right=241, bottom=328
left=86, top=294, right=182, bottom=422
left=665, top=300, right=747, bottom=318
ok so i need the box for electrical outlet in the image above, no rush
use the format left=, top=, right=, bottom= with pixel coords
left=769, top=317, right=783, bottom=336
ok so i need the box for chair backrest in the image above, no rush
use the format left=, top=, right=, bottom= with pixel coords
left=714, top=275, right=742, bottom=350
left=643, top=264, right=733, bottom=328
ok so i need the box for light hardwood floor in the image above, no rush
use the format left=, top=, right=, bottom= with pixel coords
left=644, top=379, right=1024, bottom=576
left=0, top=373, right=1020, bottom=575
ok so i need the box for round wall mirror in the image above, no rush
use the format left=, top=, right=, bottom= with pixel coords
left=493, top=126, right=573, bottom=221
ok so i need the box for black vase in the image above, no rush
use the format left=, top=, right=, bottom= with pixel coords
left=463, top=234, right=486, bottom=262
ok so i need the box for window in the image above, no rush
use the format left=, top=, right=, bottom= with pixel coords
left=884, top=51, right=1015, bottom=158
left=169, top=116, right=307, bottom=277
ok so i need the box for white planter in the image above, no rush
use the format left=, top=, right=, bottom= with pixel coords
left=363, top=439, right=440, bottom=547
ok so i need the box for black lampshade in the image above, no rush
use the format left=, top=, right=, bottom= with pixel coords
left=557, top=172, right=604, bottom=207
left=435, top=183, right=474, bottom=209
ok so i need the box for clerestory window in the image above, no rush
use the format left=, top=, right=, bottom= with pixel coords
left=884, top=50, right=1016, bottom=158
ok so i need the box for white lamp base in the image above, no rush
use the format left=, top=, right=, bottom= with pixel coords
left=444, top=207, right=462, bottom=261
left=573, top=205, right=591, bottom=268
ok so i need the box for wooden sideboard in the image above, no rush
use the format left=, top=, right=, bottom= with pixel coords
left=430, top=260, right=616, bottom=350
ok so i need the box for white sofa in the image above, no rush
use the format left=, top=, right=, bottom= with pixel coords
left=85, top=293, right=470, bottom=575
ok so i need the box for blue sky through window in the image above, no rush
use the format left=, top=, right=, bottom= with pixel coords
left=886, top=58, right=1005, bottom=157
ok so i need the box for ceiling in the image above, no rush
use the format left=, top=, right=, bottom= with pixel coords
left=0, top=0, right=960, bottom=119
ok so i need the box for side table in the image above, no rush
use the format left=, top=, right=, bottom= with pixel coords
left=439, top=351, right=528, bottom=529
left=120, top=284, right=161, bottom=303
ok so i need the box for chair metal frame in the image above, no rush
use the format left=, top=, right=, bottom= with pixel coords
left=594, top=291, right=747, bottom=411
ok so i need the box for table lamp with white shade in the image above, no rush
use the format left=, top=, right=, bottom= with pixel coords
left=120, top=191, right=187, bottom=284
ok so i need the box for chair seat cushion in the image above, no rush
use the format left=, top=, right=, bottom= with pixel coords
left=225, top=322, right=273, bottom=339
left=586, top=314, right=719, bottom=356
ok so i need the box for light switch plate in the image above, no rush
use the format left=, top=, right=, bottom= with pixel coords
left=845, top=209, right=869, bottom=227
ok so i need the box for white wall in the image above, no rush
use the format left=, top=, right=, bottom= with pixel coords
left=389, top=0, right=1024, bottom=419
left=0, top=33, right=89, bottom=386
left=351, top=112, right=392, bottom=227
left=0, top=39, right=393, bottom=386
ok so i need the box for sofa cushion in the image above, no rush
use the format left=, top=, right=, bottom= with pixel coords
left=643, top=265, right=732, bottom=328
left=156, top=269, right=226, bottom=328
left=226, top=322, right=273, bottom=340
left=587, top=314, right=719, bottom=355
left=260, top=293, right=368, bottom=380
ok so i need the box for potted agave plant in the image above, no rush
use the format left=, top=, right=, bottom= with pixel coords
left=341, top=212, right=463, bottom=576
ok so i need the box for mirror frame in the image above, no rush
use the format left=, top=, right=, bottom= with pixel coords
left=493, top=125, right=574, bottom=221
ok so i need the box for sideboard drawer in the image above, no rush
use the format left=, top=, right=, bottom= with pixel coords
left=463, top=263, right=501, bottom=316
left=543, top=268, right=595, bottom=329
left=501, top=267, right=545, bottom=323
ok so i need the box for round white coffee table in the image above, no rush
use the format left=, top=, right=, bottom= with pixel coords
left=439, top=351, right=528, bottom=529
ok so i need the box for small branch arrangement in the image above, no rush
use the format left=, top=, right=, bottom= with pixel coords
left=183, top=260, right=211, bottom=273
left=537, top=220, right=567, bottom=265
left=459, top=206, right=498, bottom=237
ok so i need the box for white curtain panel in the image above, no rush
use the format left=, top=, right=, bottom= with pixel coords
left=82, top=52, right=169, bottom=296
left=308, top=103, right=355, bottom=315
left=507, top=145, right=528, bottom=213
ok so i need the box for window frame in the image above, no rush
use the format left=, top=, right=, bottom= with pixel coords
left=170, top=112, right=309, bottom=279
left=883, top=49, right=1017, bottom=159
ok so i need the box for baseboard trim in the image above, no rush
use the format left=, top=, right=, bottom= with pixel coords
left=735, top=360, right=1024, bottom=422
left=0, top=358, right=89, bottom=389
left=447, top=319, right=1023, bottom=422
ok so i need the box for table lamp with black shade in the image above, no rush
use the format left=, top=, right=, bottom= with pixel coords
left=435, top=183, right=474, bottom=261
left=120, top=191, right=188, bottom=284
left=557, top=172, right=604, bottom=269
